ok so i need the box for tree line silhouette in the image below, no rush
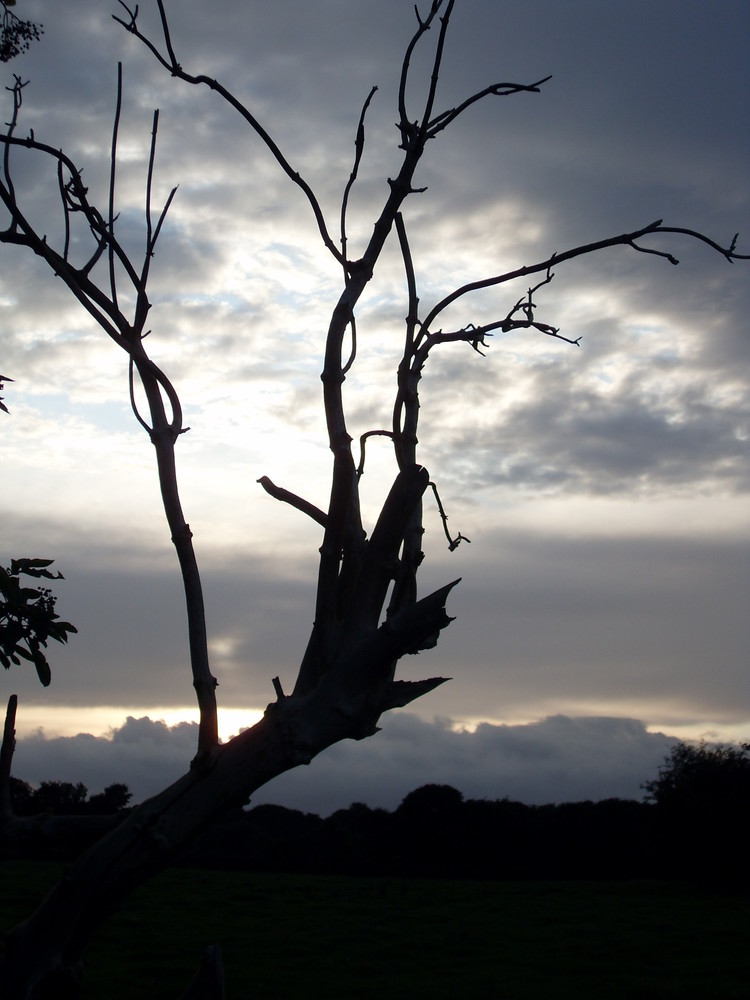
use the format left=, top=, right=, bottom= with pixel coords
left=9, top=779, right=131, bottom=817
left=7, top=742, right=749, bottom=884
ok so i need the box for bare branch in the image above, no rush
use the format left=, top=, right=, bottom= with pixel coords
left=340, top=84, right=378, bottom=267
left=420, top=220, right=749, bottom=334
left=341, top=312, right=357, bottom=376
left=257, top=476, right=327, bottom=529
left=396, top=212, right=420, bottom=356
left=1, top=74, right=25, bottom=228
left=108, top=62, right=123, bottom=310
left=417, top=0, right=455, bottom=142
left=426, top=75, right=552, bottom=138
left=650, top=225, right=748, bottom=263
left=429, top=480, right=470, bottom=551
left=116, top=1, right=345, bottom=267
left=393, top=212, right=420, bottom=470
left=0, top=70, right=219, bottom=756
left=141, top=108, right=177, bottom=324
left=397, top=1, right=444, bottom=146
left=143, top=109, right=158, bottom=270
left=356, top=429, right=394, bottom=479
left=56, top=158, right=71, bottom=260
left=128, top=354, right=152, bottom=435
left=0, top=694, right=18, bottom=821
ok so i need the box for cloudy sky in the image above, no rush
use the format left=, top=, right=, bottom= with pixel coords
left=1, top=1, right=748, bottom=813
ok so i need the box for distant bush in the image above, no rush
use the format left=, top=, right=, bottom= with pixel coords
left=643, top=741, right=750, bottom=882
left=10, top=778, right=132, bottom=816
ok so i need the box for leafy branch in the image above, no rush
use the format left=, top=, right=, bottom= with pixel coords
left=0, top=559, right=77, bottom=687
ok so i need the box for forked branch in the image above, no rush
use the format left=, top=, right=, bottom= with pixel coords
left=0, top=68, right=218, bottom=755
left=114, top=0, right=345, bottom=267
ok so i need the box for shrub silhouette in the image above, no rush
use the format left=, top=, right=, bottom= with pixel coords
left=645, top=742, right=750, bottom=882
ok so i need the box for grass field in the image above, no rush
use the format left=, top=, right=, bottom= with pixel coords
left=2, top=862, right=749, bottom=998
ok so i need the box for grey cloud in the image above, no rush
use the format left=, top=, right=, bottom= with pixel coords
left=4, top=518, right=746, bottom=733
left=12, top=712, right=677, bottom=815
left=481, top=381, right=749, bottom=497
left=0, top=521, right=320, bottom=710
left=252, top=713, right=677, bottom=816
left=15, top=717, right=199, bottom=803
left=417, top=530, right=750, bottom=725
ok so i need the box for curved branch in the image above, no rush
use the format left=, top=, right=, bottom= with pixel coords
left=0, top=74, right=217, bottom=755
left=116, top=1, right=345, bottom=267
left=0, top=130, right=145, bottom=295
left=356, top=429, right=394, bottom=479
left=429, top=480, right=470, bottom=551
left=340, top=84, right=378, bottom=267
left=257, top=476, right=327, bottom=528
left=420, top=221, right=749, bottom=333
left=398, top=1, right=444, bottom=145
left=108, top=62, right=123, bottom=310
left=426, top=75, right=552, bottom=138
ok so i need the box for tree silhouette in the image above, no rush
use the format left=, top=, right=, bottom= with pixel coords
left=0, top=2, right=747, bottom=995
left=644, top=741, right=750, bottom=812
left=644, top=741, right=750, bottom=881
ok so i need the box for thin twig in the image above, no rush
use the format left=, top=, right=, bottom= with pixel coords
left=340, top=84, right=377, bottom=267
left=418, top=0, right=455, bottom=142
left=108, top=63, right=123, bottom=310
left=429, top=481, right=469, bottom=551
left=356, top=429, right=394, bottom=478
left=426, top=75, right=552, bottom=138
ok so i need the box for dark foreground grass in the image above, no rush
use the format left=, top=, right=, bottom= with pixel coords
left=2, top=862, right=749, bottom=999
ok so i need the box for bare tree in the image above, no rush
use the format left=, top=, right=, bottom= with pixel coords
left=0, top=1, right=747, bottom=996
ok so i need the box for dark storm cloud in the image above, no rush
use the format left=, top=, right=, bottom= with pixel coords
left=13, top=712, right=677, bottom=815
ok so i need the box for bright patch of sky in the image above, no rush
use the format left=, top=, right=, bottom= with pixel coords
left=1, top=0, right=749, bottom=811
